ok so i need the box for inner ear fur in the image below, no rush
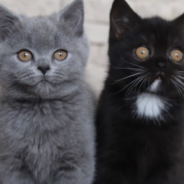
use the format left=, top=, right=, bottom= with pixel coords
left=110, top=0, right=141, bottom=40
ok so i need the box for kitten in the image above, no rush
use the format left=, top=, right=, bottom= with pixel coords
left=94, top=0, right=184, bottom=184
left=0, top=0, right=95, bottom=184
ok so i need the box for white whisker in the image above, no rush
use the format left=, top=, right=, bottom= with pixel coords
left=120, top=57, right=147, bottom=71
left=111, top=66, right=144, bottom=72
left=171, top=78, right=184, bottom=98
left=114, top=76, right=143, bottom=95
left=138, top=76, right=149, bottom=94
left=112, top=72, right=142, bottom=84
left=125, top=76, right=145, bottom=97
left=175, top=75, right=184, bottom=80
left=173, top=77, right=184, bottom=88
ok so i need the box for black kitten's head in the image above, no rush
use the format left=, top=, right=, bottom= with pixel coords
left=109, top=0, right=184, bottom=99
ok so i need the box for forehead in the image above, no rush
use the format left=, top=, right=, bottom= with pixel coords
left=7, top=16, right=71, bottom=53
left=138, top=17, right=182, bottom=47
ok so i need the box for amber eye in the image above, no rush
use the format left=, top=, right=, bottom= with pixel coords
left=18, top=51, right=32, bottom=62
left=135, top=46, right=150, bottom=60
left=170, top=49, right=183, bottom=62
left=54, top=50, right=67, bottom=61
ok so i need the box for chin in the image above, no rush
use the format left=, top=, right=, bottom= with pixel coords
left=26, top=82, right=54, bottom=98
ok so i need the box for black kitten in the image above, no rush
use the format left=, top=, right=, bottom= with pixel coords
left=94, top=0, right=184, bottom=184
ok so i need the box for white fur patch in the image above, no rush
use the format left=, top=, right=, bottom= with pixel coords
left=136, top=93, right=165, bottom=119
left=148, top=79, right=161, bottom=92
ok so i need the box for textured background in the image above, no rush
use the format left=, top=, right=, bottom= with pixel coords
left=0, top=0, right=184, bottom=96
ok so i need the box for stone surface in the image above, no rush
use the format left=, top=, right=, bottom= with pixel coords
left=0, top=0, right=184, bottom=96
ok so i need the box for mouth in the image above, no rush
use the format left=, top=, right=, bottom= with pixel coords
left=34, top=77, right=52, bottom=86
left=153, top=71, right=165, bottom=80
left=23, top=75, right=62, bottom=87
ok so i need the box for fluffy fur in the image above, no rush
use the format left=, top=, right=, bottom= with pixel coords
left=0, top=0, right=95, bottom=184
left=94, top=0, right=184, bottom=184
left=136, top=93, right=165, bottom=119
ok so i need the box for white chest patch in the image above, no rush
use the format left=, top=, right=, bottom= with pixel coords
left=136, top=93, right=165, bottom=119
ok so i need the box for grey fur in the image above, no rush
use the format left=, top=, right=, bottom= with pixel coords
left=0, top=0, right=95, bottom=184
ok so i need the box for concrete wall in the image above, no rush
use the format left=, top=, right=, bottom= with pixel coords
left=0, top=0, right=184, bottom=96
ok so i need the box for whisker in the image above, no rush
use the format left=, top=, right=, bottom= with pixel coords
left=172, top=76, right=184, bottom=95
left=125, top=79, right=141, bottom=97
left=120, top=57, right=147, bottom=71
left=174, top=80, right=184, bottom=93
left=126, top=74, right=149, bottom=97
left=137, top=75, right=149, bottom=94
left=125, top=76, right=144, bottom=97
left=144, top=75, right=150, bottom=89
left=112, top=73, right=142, bottom=85
left=175, top=75, right=184, bottom=80
left=20, top=73, right=35, bottom=78
left=171, top=79, right=184, bottom=98
left=176, top=71, right=184, bottom=73
left=111, top=66, right=144, bottom=72
left=173, top=77, right=184, bottom=88
left=113, top=76, right=143, bottom=95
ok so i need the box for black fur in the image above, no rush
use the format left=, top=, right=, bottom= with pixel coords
left=94, top=0, right=184, bottom=183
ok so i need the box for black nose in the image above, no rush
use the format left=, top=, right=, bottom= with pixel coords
left=37, top=65, right=50, bottom=75
left=156, top=62, right=166, bottom=70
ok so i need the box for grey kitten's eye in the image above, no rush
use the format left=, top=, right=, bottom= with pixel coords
left=170, top=49, right=183, bottom=63
left=136, top=46, right=150, bottom=60
left=18, top=51, right=32, bottom=62
left=54, top=50, right=67, bottom=61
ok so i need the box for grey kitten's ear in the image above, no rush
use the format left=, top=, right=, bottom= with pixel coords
left=58, top=0, right=84, bottom=36
left=110, top=0, right=141, bottom=41
left=0, top=5, right=19, bottom=40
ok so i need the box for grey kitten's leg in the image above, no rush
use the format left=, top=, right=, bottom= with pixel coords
left=53, top=168, right=93, bottom=184
left=0, top=157, right=36, bottom=184
left=1, top=170, right=36, bottom=184
left=53, top=159, right=95, bottom=184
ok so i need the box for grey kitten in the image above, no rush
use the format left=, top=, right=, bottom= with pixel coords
left=0, top=0, right=95, bottom=184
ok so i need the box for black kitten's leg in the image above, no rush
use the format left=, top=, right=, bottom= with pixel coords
left=143, top=165, right=184, bottom=184
left=94, top=165, right=128, bottom=184
left=143, top=176, right=168, bottom=184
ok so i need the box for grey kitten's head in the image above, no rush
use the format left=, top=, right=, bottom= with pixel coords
left=0, top=0, right=88, bottom=100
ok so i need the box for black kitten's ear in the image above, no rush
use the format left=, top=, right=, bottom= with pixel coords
left=172, top=13, right=184, bottom=32
left=110, top=0, right=141, bottom=40
left=59, top=0, right=84, bottom=36
left=0, top=5, right=19, bottom=40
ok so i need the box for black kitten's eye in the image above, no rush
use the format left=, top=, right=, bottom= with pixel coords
left=54, top=50, right=67, bottom=61
left=18, top=50, right=32, bottom=62
left=135, top=46, right=150, bottom=60
left=170, top=49, right=183, bottom=63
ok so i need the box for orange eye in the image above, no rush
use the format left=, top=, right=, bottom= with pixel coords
left=18, top=51, right=32, bottom=62
left=136, top=46, right=150, bottom=60
left=170, top=49, right=183, bottom=62
left=54, top=50, right=67, bottom=61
